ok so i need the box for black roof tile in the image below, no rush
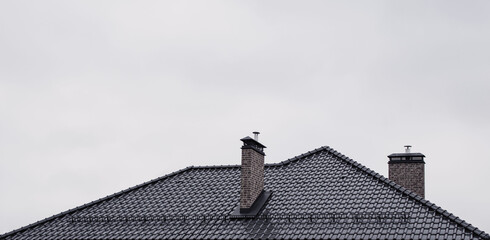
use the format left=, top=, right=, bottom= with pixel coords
left=1, top=146, right=488, bottom=240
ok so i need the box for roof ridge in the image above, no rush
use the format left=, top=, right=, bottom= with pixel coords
left=0, top=166, right=195, bottom=239
left=264, top=146, right=328, bottom=167
left=322, top=146, right=490, bottom=240
left=193, top=164, right=240, bottom=169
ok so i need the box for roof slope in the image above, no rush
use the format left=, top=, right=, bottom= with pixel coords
left=1, top=146, right=489, bottom=240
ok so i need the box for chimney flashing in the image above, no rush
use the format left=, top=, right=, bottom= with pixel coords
left=231, top=190, right=272, bottom=218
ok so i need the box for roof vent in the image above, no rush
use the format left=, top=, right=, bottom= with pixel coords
left=253, top=131, right=260, bottom=141
left=404, top=145, right=412, bottom=153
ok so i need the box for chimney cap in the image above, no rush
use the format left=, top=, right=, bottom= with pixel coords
left=388, top=145, right=425, bottom=163
left=240, top=136, right=266, bottom=149
left=388, top=152, right=425, bottom=158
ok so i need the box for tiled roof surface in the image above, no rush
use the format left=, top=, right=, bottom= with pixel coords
left=1, top=146, right=488, bottom=240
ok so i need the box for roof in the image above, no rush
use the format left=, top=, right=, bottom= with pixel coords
left=1, top=146, right=489, bottom=240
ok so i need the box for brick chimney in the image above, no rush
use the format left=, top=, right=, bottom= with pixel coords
left=232, top=132, right=271, bottom=217
left=388, top=145, right=425, bottom=198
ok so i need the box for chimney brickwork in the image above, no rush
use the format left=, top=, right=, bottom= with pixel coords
left=389, top=162, right=425, bottom=197
left=388, top=146, right=425, bottom=198
left=240, top=146, right=265, bottom=209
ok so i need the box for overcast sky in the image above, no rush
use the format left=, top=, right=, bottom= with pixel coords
left=1, top=0, right=489, bottom=235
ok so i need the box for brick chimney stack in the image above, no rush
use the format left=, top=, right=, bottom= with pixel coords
left=231, top=132, right=272, bottom=218
left=239, top=134, right=266, bottom=210
left=388, top=145, right=426, bottom=198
